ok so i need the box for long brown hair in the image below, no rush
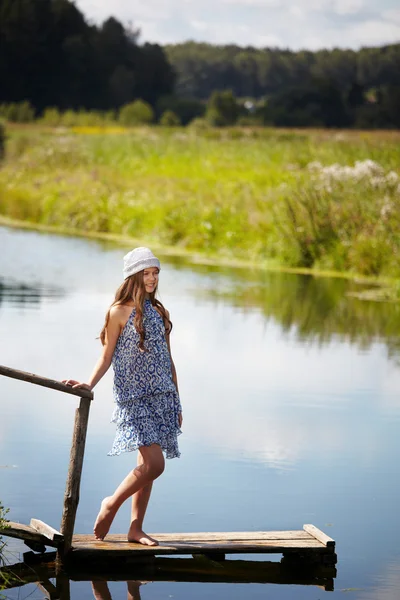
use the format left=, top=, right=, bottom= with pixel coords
left=100, top=271, right=172, bottom=351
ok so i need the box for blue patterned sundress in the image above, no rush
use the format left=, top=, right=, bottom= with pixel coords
left=108, top=298, right=182, bottom=459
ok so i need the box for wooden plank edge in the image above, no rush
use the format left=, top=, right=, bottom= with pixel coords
left=68, top=545, right=330, bottom=557
left=303, top=524, right=335, bottom=548
left=0, top=522, right=61, bottom=548
left=73, top=531, right=312, bottom=543
left=30, top=519, right=64, bottom=543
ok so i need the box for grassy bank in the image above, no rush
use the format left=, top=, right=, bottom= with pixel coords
left=1, top=125, right=399, bottom=289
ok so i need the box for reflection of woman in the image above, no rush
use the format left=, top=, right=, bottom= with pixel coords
left=92, top=580, right=147, bottom=600
left=63, top=247, right=182, bottom=545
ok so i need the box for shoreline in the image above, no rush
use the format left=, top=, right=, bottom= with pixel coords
left=1, top=215, right=398, bottom=300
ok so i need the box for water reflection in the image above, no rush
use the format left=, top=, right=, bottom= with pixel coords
left=0, top=277, right=64, bottom=308
left=2, top=225, right=400, bottom=600
left=357, top=558, right=400, bottom=600
left=0, top=553, right=337, bottom=596
left=194, top=268, right=400, bottom=361
left=92, top=580, right=146, bottom=600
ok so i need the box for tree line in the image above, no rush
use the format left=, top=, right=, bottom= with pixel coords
left=165, top=42, right=400, bottom=128
left=0, top=0, right=174, bottom=112
left=1, top=0, right=399, bottom=128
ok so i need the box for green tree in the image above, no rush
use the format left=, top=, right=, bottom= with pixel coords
left=156, top=95, right=205, bottom=125
left=206, top=90, right=239, bottom=126
left=0, top=120, right=5, bottom=161
left=41, top=107, right=61, bottom=125
left=263, top=78, right=349, bottom=127
left=159, top=110, right=181, bottom=126
left=119, top=99, right=154, bottom=125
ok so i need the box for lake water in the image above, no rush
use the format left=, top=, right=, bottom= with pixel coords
left=1, top=225, right=400, bottom=599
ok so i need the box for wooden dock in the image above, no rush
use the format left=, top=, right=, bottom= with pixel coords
left=0, top=364, right=338, bottom=593
left=1, top=525, right=337, bottom=592
left=2, top=520, right=336, bottom=566
left=70, top=524, right=336, bottom=565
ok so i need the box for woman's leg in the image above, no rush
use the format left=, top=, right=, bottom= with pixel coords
left=128, top=452, right=157, bottom=545
left=94, top=444, right=165, bottom=540
left=127, top=581, right=143, bottom=600
left=91, top=581, right=112, bottom=600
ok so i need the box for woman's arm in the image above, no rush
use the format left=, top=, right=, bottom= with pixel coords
left=63, top=306, right=123, bottom=391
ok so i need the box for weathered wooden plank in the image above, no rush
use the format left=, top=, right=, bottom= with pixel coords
left=303, top=524, right=335, bottom=548
left=30, top=519, right=64, bottom=543
left=23, top=550, right=57, bottom=565
left=73, top=536, right=326, bottom=552
left=0, top=364, right=93, bottom=400
left=72, top=531, right=313, bottom=543
left=56, top=573, right=70, bottom=600
left=70, top=539, right=326, bottom=558
left=143, top=531, right=312, bottom=541
left=0, top=522, right=60, bottom=548
left=24, top=539, right=47, bottom=553
left=60, top=397, right=91, bottom=553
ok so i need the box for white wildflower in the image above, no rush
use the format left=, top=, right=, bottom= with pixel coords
left=370, top=176, right=387, bottom=188
left=386, top=171, right=399, bottom=185
left=306, top=158, right=396, bottom=187
left=307, top=161, right=322, bottom=171
left=354, top=159, right=384, bottom=176
left=380, top=196, right=393, bottom=219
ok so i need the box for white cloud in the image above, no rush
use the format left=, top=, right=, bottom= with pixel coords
left=332, top=0, right=364, bottom=15
left=220, top=0, right=280, bottom=5
left=186, top=21, right=283, bottom=46
left=382, top=8, right=400, bottom=24
left=190, top=20, right=209, bottom=31
left=342, top=19, right=400, bottom=45
left=135, top=19, right=178, bottom=44
left=253, top=33, right=283, bottom=46
left=289, top=6, right=307, bottom=19
left=76, top=0, right=171, bottom=24
left=301, top=34, right=328, bottom=49
left=74, top=0, right=399, bottom=50
left=220, top=0, right=364, bottom=13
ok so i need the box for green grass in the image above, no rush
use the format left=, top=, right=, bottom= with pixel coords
left=0, top=502, right=11, bottom=592
left=1, top=125, right=400, bottom=285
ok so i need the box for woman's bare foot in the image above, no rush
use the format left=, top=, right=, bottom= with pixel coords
left=93, top=497, right=117, bottom=540
left=127, top=524, right=158, bottom=546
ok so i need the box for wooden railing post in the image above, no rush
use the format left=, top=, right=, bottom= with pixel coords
left=60, top=396, right=92, bottom=554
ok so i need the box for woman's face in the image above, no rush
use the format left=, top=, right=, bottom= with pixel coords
left=143, top=267, right=159, bottom=294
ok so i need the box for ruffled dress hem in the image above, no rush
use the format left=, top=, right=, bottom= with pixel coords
left=107, top=428, right=182, bottom=459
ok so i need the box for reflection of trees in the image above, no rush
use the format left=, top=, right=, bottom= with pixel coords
left=200, top=270, right=400, bottom=360
left=0, top=278, right=64, bottom=308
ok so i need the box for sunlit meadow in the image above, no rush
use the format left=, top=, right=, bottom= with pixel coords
left=1, top=125, right=400, bottom=282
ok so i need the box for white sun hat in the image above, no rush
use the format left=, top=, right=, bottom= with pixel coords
left=123, top=247, right=161, bottom=280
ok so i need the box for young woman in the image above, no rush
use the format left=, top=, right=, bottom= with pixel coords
left=63, top=247, right=182, bottom=546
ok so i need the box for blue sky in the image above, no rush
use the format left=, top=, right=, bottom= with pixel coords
left=75, top=0, right=400, bottom=50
